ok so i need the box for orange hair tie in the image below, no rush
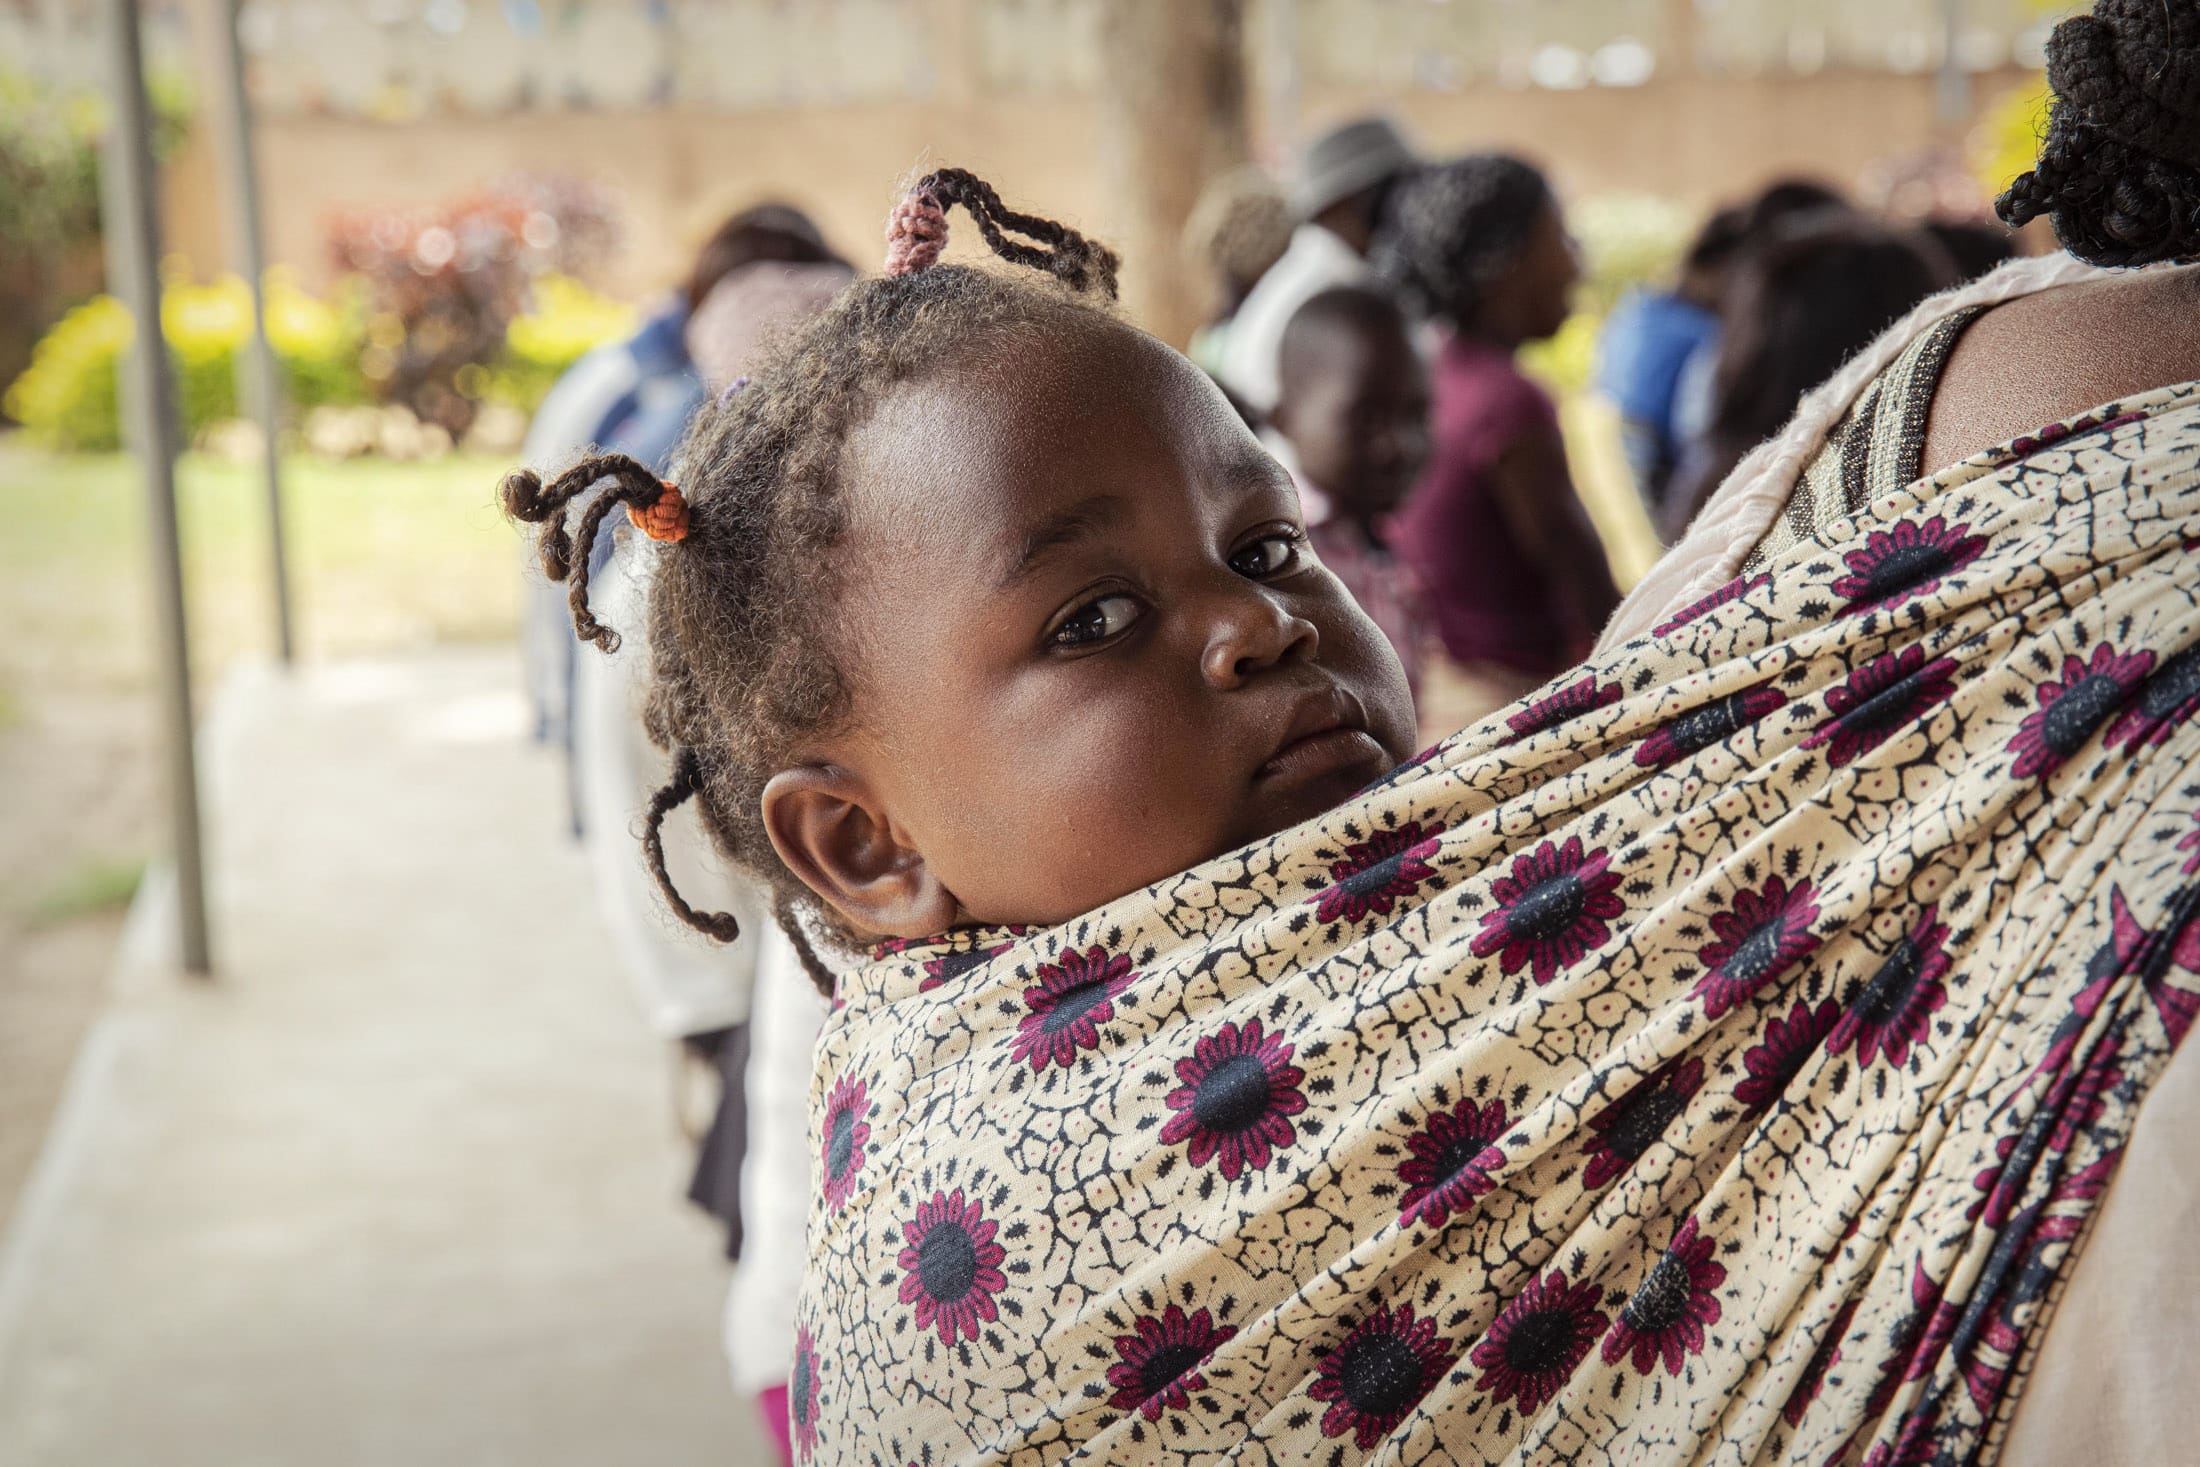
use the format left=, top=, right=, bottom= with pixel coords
left=628, top=480, right=691, bottom=543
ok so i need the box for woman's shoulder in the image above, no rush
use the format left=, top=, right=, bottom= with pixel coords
left=1434, top=337, right=1558, bottom=438
left=1922, top=263, right=2200, bottom=476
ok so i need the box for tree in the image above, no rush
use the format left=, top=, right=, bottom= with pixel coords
left=1095, top=0, right=1252, bottom=347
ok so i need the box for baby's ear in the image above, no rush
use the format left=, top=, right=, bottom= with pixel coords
left=760, top=766, right=959, bottom=940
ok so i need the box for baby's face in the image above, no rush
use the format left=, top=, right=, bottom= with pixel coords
left=799, top=312, right=1417, bottom=936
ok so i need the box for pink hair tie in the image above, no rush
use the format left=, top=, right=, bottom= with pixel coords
left=884, top=189, right=948, bottom=277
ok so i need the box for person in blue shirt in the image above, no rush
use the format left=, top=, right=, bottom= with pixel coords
left=519, top=205, right=844, bottom=770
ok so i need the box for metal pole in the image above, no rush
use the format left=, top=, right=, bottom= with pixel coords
left=100, top=0, right=213, bottom=975
left=1935, top=0, right=1972, bottom=129
left=210, top=0, right=294, bottom=663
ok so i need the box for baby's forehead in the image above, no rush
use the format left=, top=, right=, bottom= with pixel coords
left=840, top=316, right=1258, bottom=528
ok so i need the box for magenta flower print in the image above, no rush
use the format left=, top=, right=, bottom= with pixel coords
left=920, top=940, right=1013, bottom=992
left=2181, top=811, right=2200, bottom=876
left=1157, top=1019, right=1307, bottom=1181
left=1469, top=1268, right=1608, bottom=1416
left=1396, top=1095, right=1510, bottom=1228
left=1830, top=516, right=1987, bottom=615
left=1801, top=643, right=1960, bottom=768
left=1308, top=822, right=1441, bottom=925
left=1469, top=837, right=1626, bottom=986
left=1634, top=683, right=1788, bottom=771
left=1827, top=907, right=1952, bottom=1069
left=818, top=1074, right=873, bottom=1212
left=1734, top=996, right=1841, bottom=1109
left=1692, top=874, right=1822, bottom=1019
left=2107, top=645, right=2200, bottom=751
left=789, top=1325, right=822, bottom=1460
left=1310, top=1303, right=1456, bottom=1448
left=2007, top=642, right=2154, bottom=778
left=1505, top=674, right=1621, bottom=743
left=1654, top=573, right=1770, bottom=637
left=1105, top=1304, right=1236, bottom=1421
left=895, top=1188, right=1008, bottom=1345
left=1582, top=1058, right=1704, bottom=1189
left=1006, top=945, right=1136, bottom=1072
left=1600, top=1216, right=1726, bottom=1377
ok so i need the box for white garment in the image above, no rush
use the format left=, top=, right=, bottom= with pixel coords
left=722, top=924, right=828, bottom=1395
left=573, top=544, right=761, bottom=1037
left=1217, top=222, right=1369, bottom=414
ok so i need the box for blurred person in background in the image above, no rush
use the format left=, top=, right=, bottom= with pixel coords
left=1268, top=285, right=1433, bottom=698
left=1663, top=177, right=1852, bottom=462
left=520, top=204, right=844, bottom=771
left=1376, top=152, right=1619, bottom=730
left=1661, top=211, right=1953, bottom=541
left=1181, top=165, right=1294, bottom=383
left=1594, top=204, right=1746, bottom=525
left=1219, top=114, right=1418, bottom=414
left=530, top=208, right=850, bottom=1464
left=1923, top=216, right=2023, bottom=283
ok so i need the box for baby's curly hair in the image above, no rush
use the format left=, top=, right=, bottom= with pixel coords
left=500, top=169, right=1120, bottom=994
left=1997, top=0, right=2200, bottom=267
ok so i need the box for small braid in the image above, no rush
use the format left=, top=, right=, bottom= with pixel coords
left=639, top=747, right=745, bottom=943
left=504, top=168, right=1120, bottom=996
left=1997, top=0, right=2200, bottom=267
left=888, top=167, right=1122, bottom=299
left=500, top=453, right=675, bottom=652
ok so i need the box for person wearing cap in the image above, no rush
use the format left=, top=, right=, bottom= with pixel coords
left=1218, top=115, right=1418, bottom=415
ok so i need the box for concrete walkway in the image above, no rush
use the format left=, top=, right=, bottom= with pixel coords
left=0, top=652, right=762, bottom=1466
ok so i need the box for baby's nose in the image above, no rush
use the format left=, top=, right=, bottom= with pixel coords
left=1202, top=589, right=1318, bottom=687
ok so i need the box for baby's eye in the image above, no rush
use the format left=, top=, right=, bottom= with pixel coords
left=1229, top=529, right=1305, bottom=579
left=1050, top=593, right=1144, bottom=648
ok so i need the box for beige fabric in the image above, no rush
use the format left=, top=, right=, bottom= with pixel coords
left=1601, top=259, right=2200, bottom=1467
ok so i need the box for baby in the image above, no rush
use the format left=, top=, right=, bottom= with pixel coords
left=503, top=170, right=1417, bottom=986
left=1268, top=284, right=1434, bottom=694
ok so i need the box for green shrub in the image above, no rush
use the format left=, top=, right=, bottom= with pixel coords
left=483, top=272, right=636, bottom=412
left=3, top=269, right=368, bottom=450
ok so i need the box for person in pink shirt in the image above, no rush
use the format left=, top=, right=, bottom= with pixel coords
left=1268, top=286, right=1434, bottom=707
left=1377, top=154, right=1620, bottom=730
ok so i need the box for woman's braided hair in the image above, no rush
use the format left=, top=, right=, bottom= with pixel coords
left=500, top=168, right=1119, bottom=994
left=1997, top=0, right=2200, bottom=267
left=1373, top=153, right=1552, bottom=329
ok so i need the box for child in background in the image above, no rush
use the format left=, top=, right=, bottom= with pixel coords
left=502, top=170, right=1418, bottom=982
left=1267, top=286, right=1433, bottom=702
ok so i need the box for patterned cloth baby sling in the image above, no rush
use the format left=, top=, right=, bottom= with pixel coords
left=793, top=381, right=2200, bottom=1466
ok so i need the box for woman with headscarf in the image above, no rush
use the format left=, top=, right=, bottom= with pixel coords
left=1377, top=154, right=1621, bottom=731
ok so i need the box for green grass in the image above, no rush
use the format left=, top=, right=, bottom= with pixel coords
left=0, top=440, right=524, bottom=695
left=23, top=854, right=147, bottom=928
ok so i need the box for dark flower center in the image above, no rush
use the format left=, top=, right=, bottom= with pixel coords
left=1334, top=1330, right=1428, bottom=1419
left=1622, top=1253, right=1695, bottom=1334
left=1137, top=1341, right=1208, bottom=1401
left=1040, top=977, right=1115, bottom=1033
left=1840, top=669, right=1935, bottom=735
left=1501, top=1307, right=1582, bottom=1375
left=1431, top=1129, right=1497, bottom=1188
left=1668, top=691, right=1755, bottom=757
left=917, top=1221, right=979, bottom=1304
left=2138, top=647, right=2200, bottom=719
left=1856, top=542, right=1951, bottom=602
left=1720, top=917, right=1791, bottom=984
left=1852, top=936, right=1926, bottom=1030
left=927, top=949, right=988, bottom=984
left=1192, top=1053, right=1275, bottom=1134
left=1602, top=1084, right=1689, bottom=1162
left=1341, top=850, right=1410, bottom=898
left=826, top=1105, right=856, bottom=1180
left=791, top=1351, right=814, bottom=1421
left=1507, top=873, right=1587, bottom=943
left=2040, top=673, right=2129, bottom=757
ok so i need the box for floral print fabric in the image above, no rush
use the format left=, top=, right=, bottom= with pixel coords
left=798, top=383, right=2200, bottom=1465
